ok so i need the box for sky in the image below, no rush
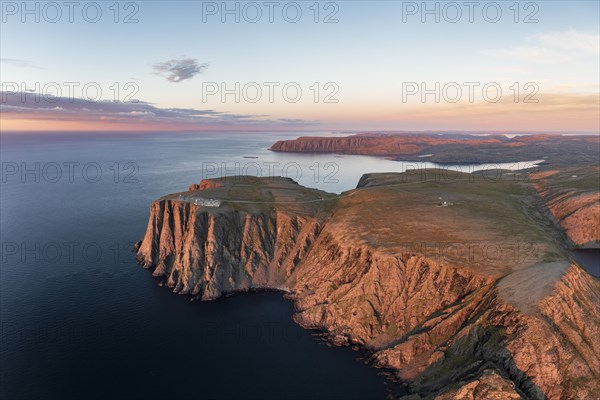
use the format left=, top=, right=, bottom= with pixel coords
left=1, top=0, right=599, bottom=132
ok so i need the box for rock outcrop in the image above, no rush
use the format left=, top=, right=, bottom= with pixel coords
left=188, top=179, right=223, bottom=191
left=137, top=174, right=600, bottom=399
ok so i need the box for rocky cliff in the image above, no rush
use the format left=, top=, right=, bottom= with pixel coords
left=530, top=167, right=600, bottom=248
left=269, top=133, right=600, bottom=164
left=136, top=176, right=333, bottom=299
left=137, top=174, right=600, bottom=399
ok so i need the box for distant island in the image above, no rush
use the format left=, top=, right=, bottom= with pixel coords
left=136, top=168, right=600, bottom=399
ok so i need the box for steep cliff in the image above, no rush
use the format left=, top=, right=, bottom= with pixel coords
left=137, top=173, right=600, bottom=399
left=530, top=167, right=600, bottom=248
left=270, top=135, right=420, bottom=155
left=136, top=176, right=334, bottom=299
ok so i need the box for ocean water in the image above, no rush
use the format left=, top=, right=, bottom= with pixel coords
left=570, top=250, right=600, bottom=278
left=0, top=131, right=554, bottom=399
left=0, top=131, right=390, bottom=400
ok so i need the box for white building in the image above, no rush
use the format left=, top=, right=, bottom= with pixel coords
left=193, top=198, right=221, bottom=207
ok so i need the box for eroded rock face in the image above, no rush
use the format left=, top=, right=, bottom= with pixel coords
left=136, top=175, right=600, bottom=399
left=136, top=199, right=323, bottom=300
left=530, top=167, right=600, bottom=248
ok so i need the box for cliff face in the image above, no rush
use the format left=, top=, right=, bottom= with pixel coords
left=289, top=232, right=492, bottom=351
left=270, top=135, right=427, bottom=155
left=287, top=206, right=600, bottom=399
left=530, top=167, right=600, bottom=248
left=137, top=175, right=600, bottom=399
left=136, top=178, right=327, bottom=300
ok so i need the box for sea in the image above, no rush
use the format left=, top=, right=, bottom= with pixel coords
left=1, top=131, right=597, bottom=399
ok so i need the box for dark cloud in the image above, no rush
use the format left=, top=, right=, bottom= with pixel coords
left=152, top=58, right=208, bottom=82
left=1, top=58, right=38, bottom=68
left=0, top=92, right=316, bottom=128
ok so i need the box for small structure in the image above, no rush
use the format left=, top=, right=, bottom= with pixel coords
left=193, top=198, right=221, bottom=207
left=176, top=195, right=221, bottom=207
left=436, top=197, right=453, bottom=207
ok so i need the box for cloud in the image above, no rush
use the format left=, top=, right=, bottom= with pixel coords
left=1, top=58, right=39, bottom=68
left=152, top=58, right=208, bottom=82
left=482, top=29, right=600, bottom=63
left=0, top=92, right=316, bottom=129
left=532, top=30, right=599, bottom=54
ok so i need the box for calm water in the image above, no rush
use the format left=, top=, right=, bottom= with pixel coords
left=570, top=250, right=600, bottom=278
left=0, top=132, right=544, bottom=399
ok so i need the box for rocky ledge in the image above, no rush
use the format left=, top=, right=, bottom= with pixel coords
left=136, top=173, right=600, bottom=399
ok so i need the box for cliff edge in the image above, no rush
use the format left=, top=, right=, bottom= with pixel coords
left=530, top=166, right=600, bottom=248
left=137, top=173, right=600, bottom=399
